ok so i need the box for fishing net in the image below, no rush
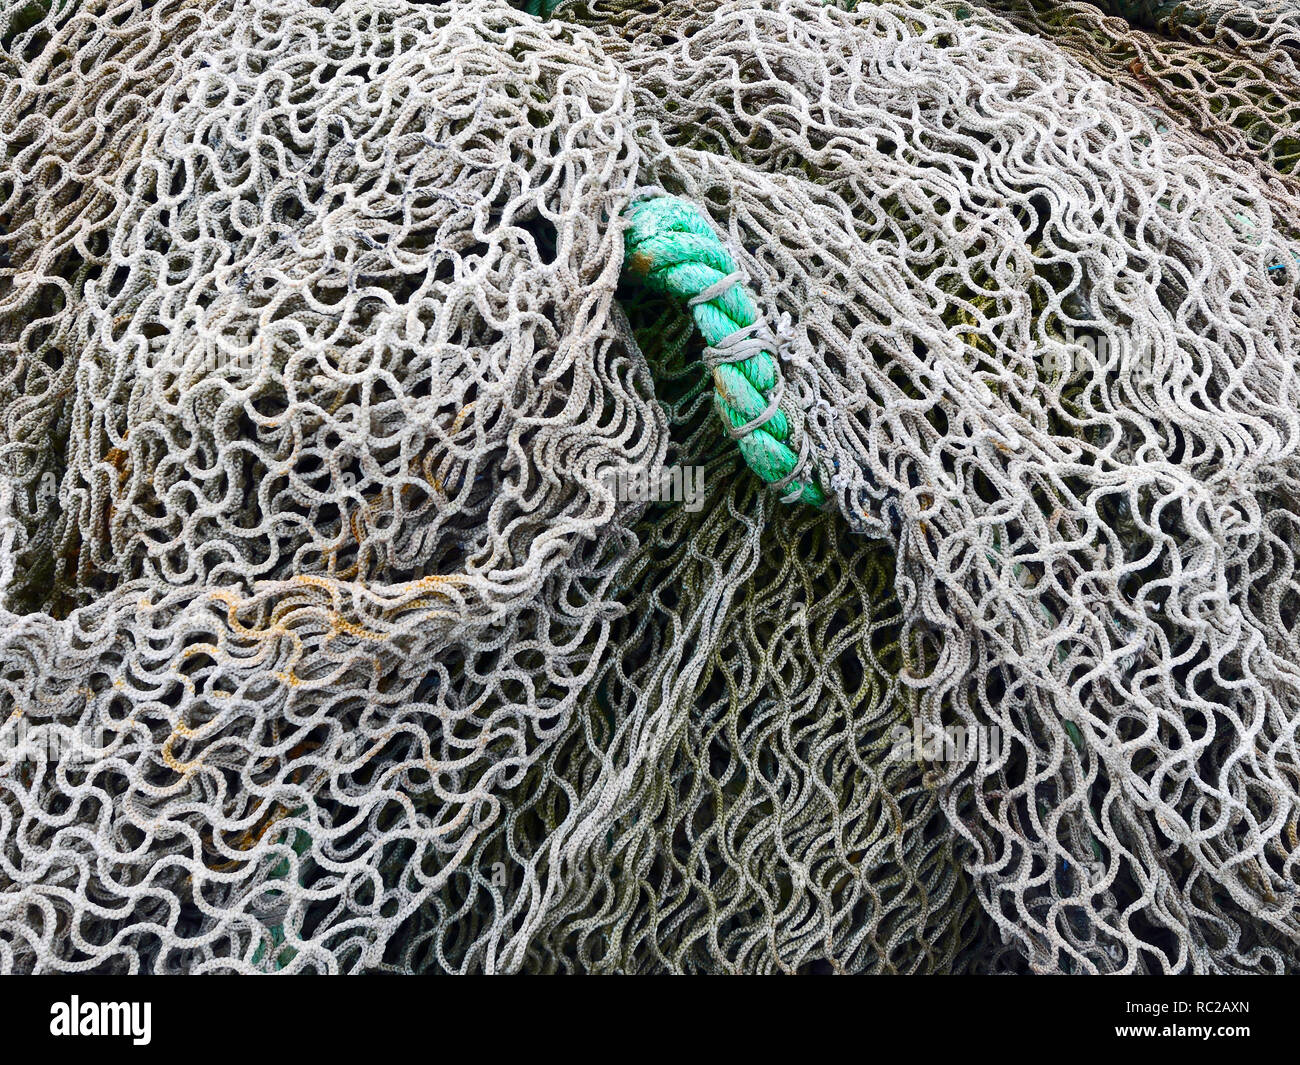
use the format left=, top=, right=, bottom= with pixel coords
left=974, top=0, right=1300, bottom=197
left=1, top=0, right=663, bottom=971
left=2, top=0, right=1299, bottom=973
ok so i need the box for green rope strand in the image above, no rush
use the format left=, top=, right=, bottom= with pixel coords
left=622, top=196, right=827, bottom=507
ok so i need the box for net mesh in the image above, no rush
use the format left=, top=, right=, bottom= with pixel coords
left=974, top=0, right=1300, bottom=197
left=2, top=0, right=1299, bottom=973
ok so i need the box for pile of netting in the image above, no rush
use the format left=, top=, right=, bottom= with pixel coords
left=1, top=0, right=1298, bottom=973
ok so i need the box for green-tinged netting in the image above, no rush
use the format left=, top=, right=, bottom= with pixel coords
left=1, top=0, right=1299, bottom=973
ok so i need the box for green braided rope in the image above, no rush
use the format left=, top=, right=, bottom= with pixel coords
left=622, top=197, right=827, bottom=507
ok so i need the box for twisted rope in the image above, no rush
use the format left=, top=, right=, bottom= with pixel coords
left=622, top=196, right=826, bottom=506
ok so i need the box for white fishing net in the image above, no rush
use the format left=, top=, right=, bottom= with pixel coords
left=2, top=0, right=1299, bottom=972
left=974, top=0, right=1300, bottom=198
left=1, top=0, right=664, bottom=971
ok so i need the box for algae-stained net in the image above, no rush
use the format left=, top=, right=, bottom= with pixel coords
left=2, top=0, right=1300, bottom=973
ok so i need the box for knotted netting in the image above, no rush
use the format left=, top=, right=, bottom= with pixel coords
left=974, top=0, right=1300, bottom=198
left=2, top=0, right=1299, bottom=973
